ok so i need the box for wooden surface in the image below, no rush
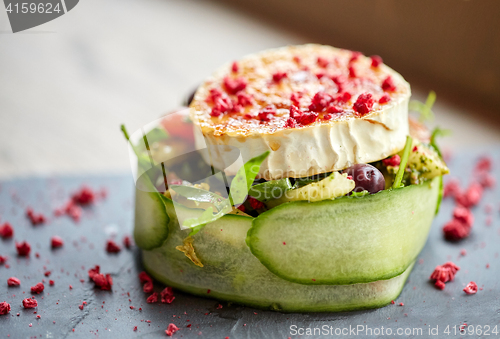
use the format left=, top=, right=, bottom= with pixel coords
left=1, top=0, right=500, bottom=180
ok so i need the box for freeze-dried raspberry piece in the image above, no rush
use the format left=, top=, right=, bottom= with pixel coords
left=309, top=92, right=333, bottom=112
left=284, top=118, right=297, bottom=128
left=443, top=179, right=461, bottom=198
left=223, top=76, right=247, bottom=95
left=317, top=56, right=329, bottom=68
left=0, top=222, right=13, bottom=238
left=272, top=72, right=287, bottom=83
left=31, top=282, right=44, bottom=294
left=26, top=208, right=46, bottom=225
left=289, top=105, right=303, bottom=119
left=146, top=292, right=158, bottom=303
left=353, top=93, right=374, bottom=115
left=378, top=94, right=391, bottom=104
left=248, top=196, right=265, bottom=210
left=123, top=235, right=132, bottom=249
left=15, top=241, right=31, bottom=256
left=463, top=281, right=478, bottom=295
left=434, top=280, right=446, bottom=290
left=0, top=256, right=6, bottom=265
left=93, top=274, right=113, bottom=291
left=106, top=240, right=121, bottom=253
left=348, top=65, right=356, bottom=78
left=0, top=302, right=10, bottom=315
left=475, top=157, right=492, bottom=172
left=72, top=186, right=95, bottom=205
left=7, top=277, right=20, bottom=287
left=49, top=280, right=54, bottom=286
left=258, top=105, right=276, bottom=122
left=326, top=104, right=343, bottom=114
left=211, top=96, right=233, bottom=117
left=237, top=93, right=253, bottom=107
left=443, top=219, right=470, bottom=241
left=165, top=323, right=179, bottom=336
left=88, top=265, right=100, bottom=279
left=335, top=91, right=352, bottom=103
left=381, top=76, right=396, bottom=92
left=231, top=61, right=239, bottom=73
left=138, top=271, right=152, bottom=284
left=161, top=287, right=175, bottom=304
left=23, top=298, right=38, bottom=309
left=370, top=55, right=383, bottom=68
left=456, top=182, right=483, bottom=208
left=290, top=92, right=302, bottom=106
left=297, top=112, right=318, bottom=125
left=382, top=154, right=401, bottom=167
left=453, top=206, right=474, bottom=227
left=143, top=281, right=153, bottom=294
left=478, top=172, right=495, bottom=188
left=430, top=262, right=460, bottom=283
left=51, top=236, right=64, bottom=248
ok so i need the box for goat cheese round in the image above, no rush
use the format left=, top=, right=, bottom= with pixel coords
left=190, top=44, right=411, bottom=180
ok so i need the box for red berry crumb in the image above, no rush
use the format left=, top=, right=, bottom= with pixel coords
left=123, top=235, right=133, bottom=249
left=456, top=182, right=483, bottom=208
left=237, top=93, right=253, bottom=107
left=7, top=277, right=20, bottom=287
left=453, top=206, right=474, bottom=227
left=0, top=302, right=11, bottom=315
left=326, top=104, right=343, bottom=114
left=106, top=240, right=121, bottom=253
left=399, top=302, right=404, bottom=306
left=290, top=92, right=302, bottom=106
left=463, top=281, right=478, bottom=295
left=15, top=241, right=31, bottom=256
left=31, top=282, right=44, bottom=294
left=231, top=61, right=239, bottom=73
left=348, top=65, right=356, bottom=78
left=475, top=157, right=492, bottom=172
left=309, top=92, right=333, bottom=112
left=370, top=55, right=383, bottom=68
left=146, top=292, right=158, bottom=304
left=23, top=297, right=38, bottom=309
left=430, top=262, right=460, bottom=283
left=443, top=179, right=461, bottom=198
left=272, top=72, right=287, bottom=83
left=0, top=256, right=7, bottom=265
left=317, top=56, right=329, bottom=68
left=382, top=154, right=401, bottom=167
left=26, top=208, right=46, bottom=225
left=248, top=196, right=265, bottom=210
left=434, top=280, right=446, bottom=290
left=161, top=287, right=175, bottom=304
left=72, top=186, right=96, bottom=205
left=139, top=271, right=152, bottom=284
left=223, top=76, right=247, bottom=95
left=92, top=274, right=113, bottom=291
left=88, top=265, right=100, bottom=279
left=49, top=280, right=54, bottom=286
left=379, top=94, right=391, bottom=104
left=143, top=281, right=154, bottom=294
left=133, top=326, right=138, bottom=331
left=297, top=112, right=318, bottom=125
left=284, top=118, right=297, bottom=128
left=51, top=236, right=64, bottom=249
left=0, top=222, right=13, bottom=238
left=165, top=323, right=179, bottom=336
left=381, top=76, right=396, bottom=92
left=353, top=93, right=375, bottom=115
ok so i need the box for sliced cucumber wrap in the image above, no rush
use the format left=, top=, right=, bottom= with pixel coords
left=247, top=177, right=441, bottom=285
left=137, top=197, right=419, bottom=312
left=133, top=187, right=170, bottom=250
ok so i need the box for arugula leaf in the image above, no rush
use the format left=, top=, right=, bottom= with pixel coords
left=392, top=136, right=413, bottom=189
left=228, top=151, right=270, bottom=206
left=409, top=91, right=436, bottom=122
left=248, top=178, right=293, bottom=202
left=430, top=127, right=451, bottom=158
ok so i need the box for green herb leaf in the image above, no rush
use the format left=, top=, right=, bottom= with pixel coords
left=392, top=136, right=413, bottom=189
left=350, top=190, right=369, bottom=197
left=430, top=127, right=451, bottom=158
left=248, top=178, right=293, bottom=202
left=228, top=151, right=270, bottom=206
left=409, top=91, right=436, bottom=122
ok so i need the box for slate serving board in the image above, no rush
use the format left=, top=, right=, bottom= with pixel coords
left=0, top=150, right=499, bottom=339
